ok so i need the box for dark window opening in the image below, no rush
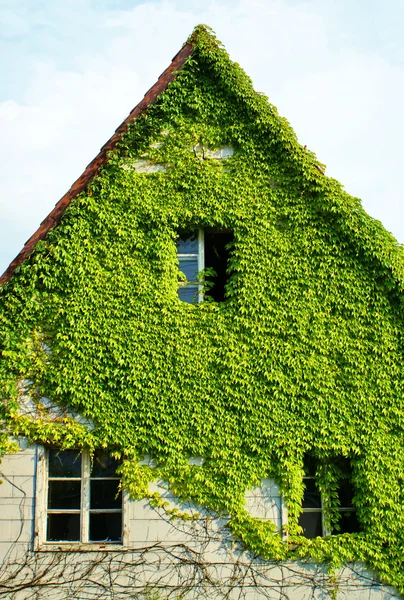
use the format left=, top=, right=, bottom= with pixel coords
left=204, top=230, right=233, bottom=302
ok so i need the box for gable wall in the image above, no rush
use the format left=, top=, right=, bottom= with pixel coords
left=1, top=27, right=404, bottom=596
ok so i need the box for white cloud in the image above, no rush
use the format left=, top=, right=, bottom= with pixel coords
left=0, top=51, right=145, bottom=269
left=0, top=60, right=142, bottom=212
left=0, top=7, right=35, bottom=38
left=1, top=0, right=403, bottom=274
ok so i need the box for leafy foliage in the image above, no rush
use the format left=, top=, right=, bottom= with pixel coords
left=1, top=24, right=404, bottom=594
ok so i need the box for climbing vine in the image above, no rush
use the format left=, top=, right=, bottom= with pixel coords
left=1, top=25, right=404, bottom=595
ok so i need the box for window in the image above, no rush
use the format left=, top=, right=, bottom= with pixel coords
left=332, top=457, right=360, bottom=535
left=299, top=455, right=323, bottom=538
left=298, top=455, right=359, bottom=539
left=177, top=229, right=233, bottom=303
left=177, top=230, right=203, bottom=303
left=45, top=449, right=122, bottom=544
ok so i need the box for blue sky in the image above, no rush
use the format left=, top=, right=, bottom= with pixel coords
left=1, top=0, right=403, bottom=275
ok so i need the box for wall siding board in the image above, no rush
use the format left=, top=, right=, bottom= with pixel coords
left=0, top=443, right=399, bottom=599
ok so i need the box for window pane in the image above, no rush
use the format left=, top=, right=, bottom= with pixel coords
left=49, top=450, right=81, bottom=477
left=90, top=513, right=122, bottom=542
left=91, top=480, right=121, bottom=509
left=303, top=455, right=317, bottom=478
left=91, top=450, right=120, bottom=477
left=302, top=479, right=321, bottom=508
left=178, top=285, right=199, bottom=303
left=204, top=230, right=233, bottom=302
left=48, top=481, right=81, bottom=509
left=178, top=257, right=199, bottom=282
left=177, top=235, right=198, bottom=253
left=337, top=510, right=360, bottom=534
left=47, top=513, right=80, bottom=541
left=338, top=477, right=354, bottom=508
left=299, top=511, right=323, bottom=538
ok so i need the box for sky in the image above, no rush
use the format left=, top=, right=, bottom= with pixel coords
left=1, top=0, right=403, bottom=276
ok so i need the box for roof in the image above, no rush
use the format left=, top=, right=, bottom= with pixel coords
left=0, top=40, right=194, bottom=286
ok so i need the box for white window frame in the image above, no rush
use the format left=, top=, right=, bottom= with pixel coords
left=300, top=470, right=326, bottom=537
left=177, top=229, right=204, bottom=303
left=34, top=446, right=128, bottom=550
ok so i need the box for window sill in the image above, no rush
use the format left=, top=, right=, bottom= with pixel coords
left=35, top=542, right=125, bottom=553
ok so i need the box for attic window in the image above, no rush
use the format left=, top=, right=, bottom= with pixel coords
left=177, top=229, right=233, bottom=303
left=299, top=455, right=359, bottom=538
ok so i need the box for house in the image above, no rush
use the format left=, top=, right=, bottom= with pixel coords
left=0, top=25, right=403, bottom=599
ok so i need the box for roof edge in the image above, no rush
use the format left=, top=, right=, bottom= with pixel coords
left=0, top=39, right=195, bottom=286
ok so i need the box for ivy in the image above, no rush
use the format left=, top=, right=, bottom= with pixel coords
left=1, top=24, right=404, bottom=594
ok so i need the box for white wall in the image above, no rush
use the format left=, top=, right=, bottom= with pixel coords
left=0, top=440, right=37, bottom=562
left=0, top=442, right=399, bottom=600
